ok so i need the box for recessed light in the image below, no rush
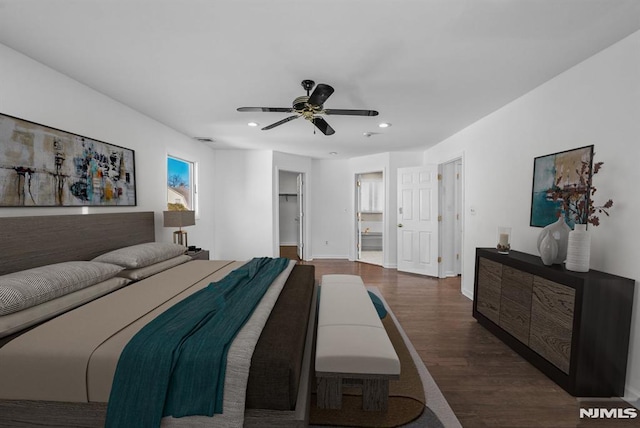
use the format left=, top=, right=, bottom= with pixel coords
left=363, top=132, right=373, bottom=137
left=248, top=122, right=259, bottom=127
left=329, top=152, right=338, bottom=155
left=378, top=122, right=391, bottom=128
left=194, top=137, right=215, bottom=143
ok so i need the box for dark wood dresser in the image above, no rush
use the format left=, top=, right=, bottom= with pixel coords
left=473, top=248, right=635, bottom=397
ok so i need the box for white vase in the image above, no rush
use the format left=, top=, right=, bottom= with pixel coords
left=537, top=217, right=571, bottom=264
left=539, top=231, right=558, bottom=266
left=565, top=224, right=591, bottom=272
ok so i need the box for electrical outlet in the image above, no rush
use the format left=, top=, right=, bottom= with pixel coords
left=325, top=241, right=329, bottom=245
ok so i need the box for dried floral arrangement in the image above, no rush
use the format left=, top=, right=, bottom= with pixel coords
left=547, top=157, right=613, bottom=226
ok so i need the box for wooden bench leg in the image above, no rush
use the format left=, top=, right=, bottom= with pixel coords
left=317, top=377, right=342, bottom=409
left=362, top=378, right=389, bottom=411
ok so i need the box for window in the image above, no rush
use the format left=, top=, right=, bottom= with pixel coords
left=167, top=156, right=197, bottom=211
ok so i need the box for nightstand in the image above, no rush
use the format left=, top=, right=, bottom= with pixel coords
left=187, top=249, right=210, bottom=260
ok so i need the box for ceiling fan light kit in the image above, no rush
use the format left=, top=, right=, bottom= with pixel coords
left=237, top=80, right=378, bottom=135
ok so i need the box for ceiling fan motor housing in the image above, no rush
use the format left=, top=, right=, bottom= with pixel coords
left=293, top=95, right=311, bottom=111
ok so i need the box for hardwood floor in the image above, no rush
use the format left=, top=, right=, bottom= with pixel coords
left=303, top=259, right=639, bottom=428
left=280, top=245, right=300, bottom=260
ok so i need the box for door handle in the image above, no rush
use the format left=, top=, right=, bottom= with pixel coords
left=397, top=223, right=403, bottom=228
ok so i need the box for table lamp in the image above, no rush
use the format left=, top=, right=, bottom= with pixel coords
left=163, top=210, right=195, bottom=246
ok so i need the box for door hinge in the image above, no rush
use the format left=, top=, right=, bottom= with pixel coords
left=438, top=215, right=442, bottom=222
left=437, top=173, right=442, bottom=180
left=437, top=256, right=442, bottom=263
left=456, top=253, right=460, bottom=260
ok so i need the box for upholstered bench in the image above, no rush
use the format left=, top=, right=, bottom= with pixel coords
left=315, top=274, right=400, bottom=411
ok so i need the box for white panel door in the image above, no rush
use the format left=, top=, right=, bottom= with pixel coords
left=397, top=165, right=439, bottom=276
left=356, top=178, right=362, bottom=260
left=296, top=173, right=304, bottom=260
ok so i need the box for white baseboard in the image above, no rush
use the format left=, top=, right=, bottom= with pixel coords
left=311, top=254, right=350, bottom=260
left=279, top=242, right=297, bottom=246
left=461, top=287, right=473, bottom=301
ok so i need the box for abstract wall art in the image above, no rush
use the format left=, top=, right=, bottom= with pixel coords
left=0, top=113, right=136, bottom=207
left=530, top=145, right=593, bottom=228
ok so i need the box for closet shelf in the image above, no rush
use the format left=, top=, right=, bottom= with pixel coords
left=279, top=193, right=297, bottom=201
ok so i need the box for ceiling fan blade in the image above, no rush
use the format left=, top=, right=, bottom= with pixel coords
left=262, top=115, right=299, bottom=130
left=324, top=109, right=379, bottom=116
left=237, top=107, right=295, bottom=113
left=312, top=117, right=335, bottom=135
left=307, top=84, right=334, bottom=106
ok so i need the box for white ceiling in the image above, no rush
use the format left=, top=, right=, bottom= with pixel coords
left=0, top=0, right=639, bottom=159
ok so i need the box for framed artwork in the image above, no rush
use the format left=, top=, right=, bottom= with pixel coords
left=0, top=113, right=136, bottom=207
left=530, top=145, right=593, bottom=228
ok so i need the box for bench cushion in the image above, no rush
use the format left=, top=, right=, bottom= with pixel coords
left=318, top=282, right=380, bottom=328
left=316, top=274, right=400, bottom=376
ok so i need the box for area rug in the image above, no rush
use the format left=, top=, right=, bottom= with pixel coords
left=309, top=288, right=462, bottom=428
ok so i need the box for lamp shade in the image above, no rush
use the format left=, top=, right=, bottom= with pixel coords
left=163, top=210, right=195, bottom=228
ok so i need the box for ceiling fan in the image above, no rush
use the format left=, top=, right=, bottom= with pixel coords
left=237, top=80, right=379, bottom=135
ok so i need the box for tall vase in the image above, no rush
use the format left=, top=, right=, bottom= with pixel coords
left=565, top=224, right=591, bottom=272
left=537, top=216, right=571, bottom=264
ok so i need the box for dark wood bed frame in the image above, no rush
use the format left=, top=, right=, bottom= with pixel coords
left=0, top=211, right=316, bottom=427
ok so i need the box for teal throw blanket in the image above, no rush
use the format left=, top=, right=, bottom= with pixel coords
left=105, top=257, right=289, bottom=428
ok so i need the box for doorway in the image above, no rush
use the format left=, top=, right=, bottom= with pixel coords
left=278, top=170, right=304, bottom=260
left=356, top=171, right=384, bottom=266
left=396, top=165, right=439, bottom=276
left=439, top=158, right=463, bottom=277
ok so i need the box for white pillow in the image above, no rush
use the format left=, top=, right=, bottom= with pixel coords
left=117, top=255, right=192, bottom=281
left=92, top=242, right=186, bottom=268
left=0, top=276, right=131, bottom=338
left=0, top=261, right=124, bottom=316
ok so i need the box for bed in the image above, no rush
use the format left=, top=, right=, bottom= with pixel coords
left=0, top=212, right=317, bottom=428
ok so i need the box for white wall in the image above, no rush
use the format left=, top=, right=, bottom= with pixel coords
left=310, top=158, right=350, bottom=258
left=305, top=152, right=420, bottom=264
left=423, top=30, right=640, bottom=400
left=213, top=150, right=274, bottom=260
left=0, top=42, right=217, bottom=251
